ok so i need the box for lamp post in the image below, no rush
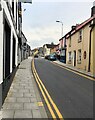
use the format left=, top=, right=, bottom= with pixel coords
left=56, top=20, right=63, bottom=37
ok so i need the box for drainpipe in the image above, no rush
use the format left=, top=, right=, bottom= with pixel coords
left=88, top=2, right=95, bottom=72
left=88, top=26, right=93, bottom=72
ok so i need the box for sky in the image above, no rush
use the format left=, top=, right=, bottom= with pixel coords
left=22, top=1, right=94, bottom=49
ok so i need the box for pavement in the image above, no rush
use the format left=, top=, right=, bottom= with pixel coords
left=53, top=60, right=95, bottom=80
left=0, top=57, right=47, bottom=119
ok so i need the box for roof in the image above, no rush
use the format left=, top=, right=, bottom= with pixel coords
left=44, top=44, right=57, bottom=48
left=60, top=15, right=95, bottom=40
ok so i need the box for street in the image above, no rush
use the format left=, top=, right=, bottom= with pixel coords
left=33, top=58, right=93, bottom=119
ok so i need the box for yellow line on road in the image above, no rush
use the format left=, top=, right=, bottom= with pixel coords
left=32, top=59, right=64, bottom=120
left=52, top=62, right=95, bottom=81
left=32, top=59, right=56, bottom=119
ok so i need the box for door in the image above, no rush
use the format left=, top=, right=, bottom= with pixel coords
left=74, top=51, right=76, bottom=66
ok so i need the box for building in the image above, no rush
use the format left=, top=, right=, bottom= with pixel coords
left=66, top=3, right=95, bottom=77
left=0, top=0, right=20, bottom=105
left=43, top=44, right=57, bottom=56
left=0, top=0, right=32, bottom=107
left=58, top=36, right=67, bottom=63
left=38, top=47, right=44, bottom=56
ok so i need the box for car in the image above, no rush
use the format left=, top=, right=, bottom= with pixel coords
left=48, top=54, right=57, bottom=61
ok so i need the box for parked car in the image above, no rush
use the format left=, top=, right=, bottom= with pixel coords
left=48, top=54, right=57, bottom=61
left=60, top=56, right=66, bottom=63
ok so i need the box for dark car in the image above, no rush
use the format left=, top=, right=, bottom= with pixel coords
left=48, top=54, right=57, bottom=61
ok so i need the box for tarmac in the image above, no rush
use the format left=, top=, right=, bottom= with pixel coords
left=0, top=57, right=94, bottom=119
left=0, top=57, right=47, bottom=119
left=54, top=60, right=95, bottom=80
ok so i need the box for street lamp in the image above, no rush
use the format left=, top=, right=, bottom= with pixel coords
left=56, top=20, right=63, bottom=37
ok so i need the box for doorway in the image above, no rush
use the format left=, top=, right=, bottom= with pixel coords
left=74, top=51, right=76, bottom=67
left=12, top=36, right=16, bottom=70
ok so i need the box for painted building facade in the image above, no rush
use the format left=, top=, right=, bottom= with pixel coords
left=0, top=0, right=31, bottom=107
left=59, top=37, right=67, bottom=63
left=66, top=5, right=95, bottom=77
left=43, top=44, right=57, bottom=56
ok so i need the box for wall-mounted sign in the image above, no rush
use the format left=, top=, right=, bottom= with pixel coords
left=18, top=0, right=32, bottom=3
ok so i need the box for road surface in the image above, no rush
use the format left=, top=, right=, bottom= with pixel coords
left=34, top=58, right=93, bottom=119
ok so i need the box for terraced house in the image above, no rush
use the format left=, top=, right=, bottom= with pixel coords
left=66, top=3, right=95, bottom=77
left=0, top=0, right=32, bottom=108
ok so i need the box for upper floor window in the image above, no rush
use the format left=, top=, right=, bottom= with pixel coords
left=69, top=36, right=71, bottom=47
left=78, top=30, right=82, bottom=43
left=68, top=51, right=71, bottom=62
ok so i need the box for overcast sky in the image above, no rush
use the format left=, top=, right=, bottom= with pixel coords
left=22, top=1, right=93, bottom=49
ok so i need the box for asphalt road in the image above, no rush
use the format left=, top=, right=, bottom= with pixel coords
left=34, top=58, right=93, bottom=119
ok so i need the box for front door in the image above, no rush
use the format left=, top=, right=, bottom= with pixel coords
left=74, top=51, right=76, bottom=66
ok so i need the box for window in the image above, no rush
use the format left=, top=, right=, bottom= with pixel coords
left=69, top=36, right=71, bottom=47
left=78, top=30, right=82, bottom=42
left=68, top=52, right=71, bottom=62
left=78, top=49, right=81, bottom=63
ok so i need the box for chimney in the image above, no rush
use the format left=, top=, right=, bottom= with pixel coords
left=91, top=1, right=95, bottom=17
left=71, top=25, right=76, bottom=30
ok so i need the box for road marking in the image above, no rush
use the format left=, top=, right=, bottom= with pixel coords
left=32, top=59, right=57, bottom=119
left=37, top=102, right=44, bottom=106
left=32, top=59, right=64, bottom=120
left=52, top=62, right=95, bottom=81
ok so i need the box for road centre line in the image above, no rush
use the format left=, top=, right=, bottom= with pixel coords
left=32, top=59, right=64, bottom=120
left=52, top=62, right=95, bottom=81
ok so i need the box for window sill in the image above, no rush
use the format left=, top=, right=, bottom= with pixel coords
left=77, top=61, right=81, bottom=64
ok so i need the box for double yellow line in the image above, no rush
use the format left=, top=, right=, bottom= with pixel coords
left=32, top=59, right=64, bottom=120
left=52, top=62, right=95, bottom=81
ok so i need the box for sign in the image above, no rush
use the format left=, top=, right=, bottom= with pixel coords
left=18, top=0, right=32, bottom=3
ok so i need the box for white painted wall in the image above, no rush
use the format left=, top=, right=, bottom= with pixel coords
left=0, top=9, right=3, bottom=84
left=0, top=1, right=18, bottom=82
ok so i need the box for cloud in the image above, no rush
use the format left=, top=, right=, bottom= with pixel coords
left=22, top=25, right=64, bottom=49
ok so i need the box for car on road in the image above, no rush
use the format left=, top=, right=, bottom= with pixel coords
left=46, top=54, right=56, bottom=61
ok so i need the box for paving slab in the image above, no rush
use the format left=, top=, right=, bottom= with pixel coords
left=16, top=98, right=30, bottom=102
left=1, top=58, right=48, bottom=119
left=2, top=110, right=15, bottom=118
left=24, top=102, right=39, bottom=110
left=14, top=110, right=32, bottom=118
